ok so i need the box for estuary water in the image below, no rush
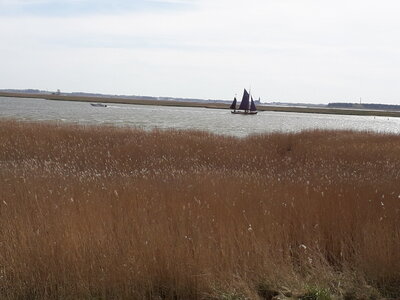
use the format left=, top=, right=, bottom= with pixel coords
left=1, top=96, right=399, bottom=137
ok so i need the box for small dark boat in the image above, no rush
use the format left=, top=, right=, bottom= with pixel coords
left=230, top=89, right=257, bottom=115
left=90, top=103, right=107, bottom=107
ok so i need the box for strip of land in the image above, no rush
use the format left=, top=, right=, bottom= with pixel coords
left=1, top=91, right=400, bottom=117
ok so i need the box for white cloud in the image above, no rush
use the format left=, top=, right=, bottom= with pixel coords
left=1, top=0, right=400, bottom=103
left=0, top=0, right=86, bottom=4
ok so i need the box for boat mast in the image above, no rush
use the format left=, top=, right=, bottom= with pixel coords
left=248, top=86, right=251, bottom=112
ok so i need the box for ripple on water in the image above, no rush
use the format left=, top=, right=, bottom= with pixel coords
left=1, top=97, right=399, bottom=137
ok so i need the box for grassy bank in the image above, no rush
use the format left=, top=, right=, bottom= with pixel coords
left=2, top=91, right=400, bottom=117
left=1, top=120, right=400, bottom=299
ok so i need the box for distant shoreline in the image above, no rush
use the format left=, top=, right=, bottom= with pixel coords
left=1, top=91, right=400, bottom=118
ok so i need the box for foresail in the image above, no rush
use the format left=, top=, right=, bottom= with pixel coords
left=250, top=96, right=257, bottom=111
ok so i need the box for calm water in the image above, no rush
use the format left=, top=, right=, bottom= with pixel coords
left=1, top=97, right=399, bottom=137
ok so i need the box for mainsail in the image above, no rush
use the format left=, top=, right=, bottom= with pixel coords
left=238, top=89, right=250, bottom=111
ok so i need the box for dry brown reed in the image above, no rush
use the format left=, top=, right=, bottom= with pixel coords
left=1, top=120, right=400, bottom=299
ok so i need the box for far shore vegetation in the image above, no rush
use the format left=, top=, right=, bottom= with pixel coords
left=1, top=91, right=400, bottom=118
left=1, top=120, right=400, bottom=299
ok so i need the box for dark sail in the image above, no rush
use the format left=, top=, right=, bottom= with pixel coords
left=250, top=96, right=257, bottom=111
left=230, top=97, right=237, bottom=110
left=238, top=89, right=250, bottom=110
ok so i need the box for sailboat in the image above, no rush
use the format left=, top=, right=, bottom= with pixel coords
left=230, top=89, right=258, bottom=114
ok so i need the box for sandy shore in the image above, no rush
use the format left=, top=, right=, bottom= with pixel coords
left=1, top=91, right=400, bottom=117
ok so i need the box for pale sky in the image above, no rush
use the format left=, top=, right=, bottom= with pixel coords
left=1, top=0, right=400, bottom=104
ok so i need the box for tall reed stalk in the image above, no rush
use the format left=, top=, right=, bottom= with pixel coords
left=0, top=120, right=399, bottom=299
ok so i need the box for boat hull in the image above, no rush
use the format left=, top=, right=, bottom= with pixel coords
left=231, top=111, right=258, bottom=115
left=90, top=103, right=107, bottom=107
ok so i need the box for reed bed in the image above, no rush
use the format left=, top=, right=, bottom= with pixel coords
left=0, top=120, right=399, bottom=299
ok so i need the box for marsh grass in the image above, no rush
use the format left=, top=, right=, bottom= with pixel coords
left=1, top=120, right=400, bottom=299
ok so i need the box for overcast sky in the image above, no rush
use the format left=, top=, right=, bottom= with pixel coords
left=1, top=0, right=400, bottom=104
